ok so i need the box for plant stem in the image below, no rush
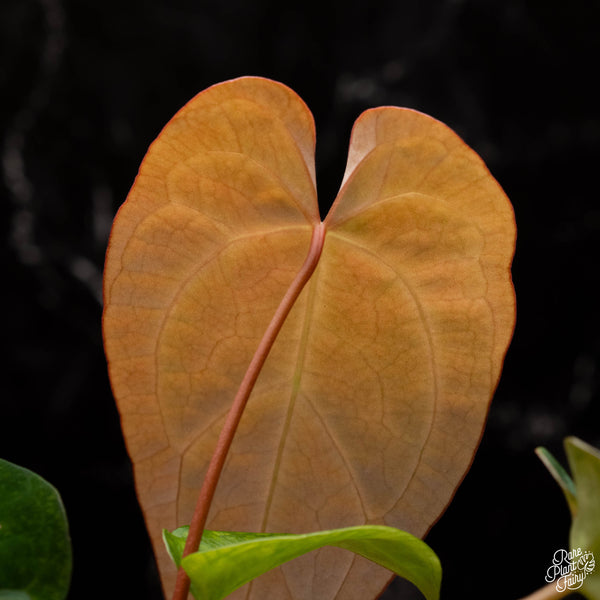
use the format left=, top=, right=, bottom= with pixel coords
left=517, top=582, right=574, bottom=600
left=171, top=222, right=326, bottom=600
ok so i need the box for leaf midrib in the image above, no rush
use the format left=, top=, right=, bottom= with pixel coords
left=259, top=250, right=322, bottom=533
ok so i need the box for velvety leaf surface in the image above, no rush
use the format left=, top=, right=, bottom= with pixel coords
left=163, top=525, right=440, bottom=600
left=103, top=76, right=516, bottom=598
left=0, top=459, right=72, bottom=600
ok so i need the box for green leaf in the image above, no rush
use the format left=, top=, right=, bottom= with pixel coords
left=0, top=459, right=72, bottom=600
left=535, top=446, right=577, bottom=515
left=163, top=525, right=441, bottom=600
left=565, top=437, right=600, bottom=600
left=537, top=438, right=600, bottom=600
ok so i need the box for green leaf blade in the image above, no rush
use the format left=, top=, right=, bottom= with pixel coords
left=164, top=525, right=441, bottom=600
left=535, top=446, right=577, bottom=515
left=565, top=437, right=600, bottom=600
left=0, top=459, right=72, bottom=600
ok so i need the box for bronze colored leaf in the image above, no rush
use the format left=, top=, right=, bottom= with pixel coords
left=103, top=77, right=515, bottom=599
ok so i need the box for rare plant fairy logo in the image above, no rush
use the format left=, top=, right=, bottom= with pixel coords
left=545, top=548, right=596, bottom=592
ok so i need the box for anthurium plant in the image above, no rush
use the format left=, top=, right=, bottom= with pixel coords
left=12, top=76, right=596, bottom=600
left=100, top=76, right=516, bottom=600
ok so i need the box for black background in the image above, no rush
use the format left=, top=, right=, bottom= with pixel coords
left=2, top=1, right=599, bottom=599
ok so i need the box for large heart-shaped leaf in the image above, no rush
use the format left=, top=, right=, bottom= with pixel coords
left=102, top=76, right=516, bottom=598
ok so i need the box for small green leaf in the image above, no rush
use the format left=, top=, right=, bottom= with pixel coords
left=537, top=438, right=600, bottom=600
left=163, top=525, right=441, bottom=600
left=535, top=446, right=577, bottom=515
left=565, top=437, right=600, bottom=600
left=0, top=459, right=72, bottom=600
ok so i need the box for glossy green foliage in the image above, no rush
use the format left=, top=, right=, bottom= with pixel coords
left=537, top=437, right=600, bottom=599
left=0, top=459, right=72, bottom=600
left=163, top=525, right=441, bottom=600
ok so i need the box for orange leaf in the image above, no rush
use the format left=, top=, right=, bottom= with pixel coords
left=103, top=77, right=515, bottom=599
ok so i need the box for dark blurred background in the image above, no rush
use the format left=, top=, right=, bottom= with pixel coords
left=2, top=0, right=599, bottom=598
